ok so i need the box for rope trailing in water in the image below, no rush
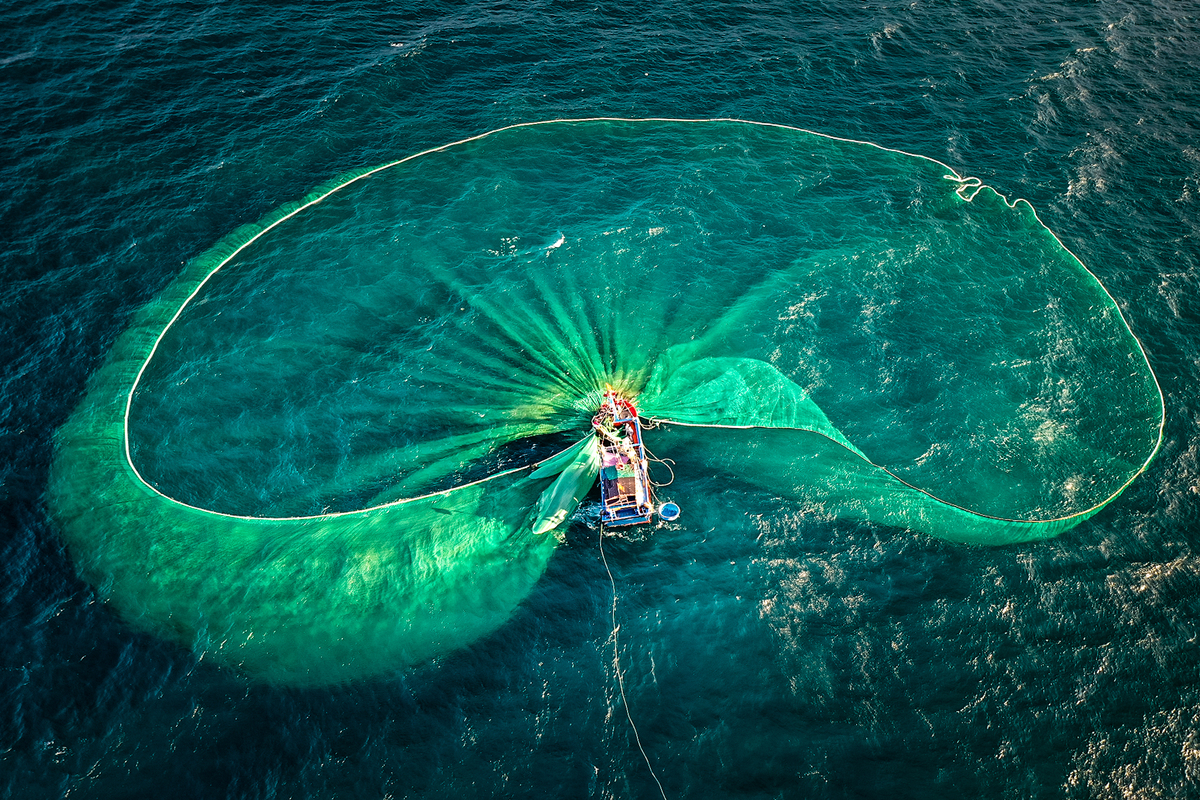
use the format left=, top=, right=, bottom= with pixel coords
left=599, top=526, right=669, bottom=800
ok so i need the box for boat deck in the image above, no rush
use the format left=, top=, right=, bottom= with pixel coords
left=593, top=390, right=654, bottom=527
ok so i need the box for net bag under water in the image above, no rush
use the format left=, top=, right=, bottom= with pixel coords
left=48, top=118, right=1164, bottom=685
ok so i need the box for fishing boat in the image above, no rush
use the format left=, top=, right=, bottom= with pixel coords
left=592, top=389, right=656, bottom=527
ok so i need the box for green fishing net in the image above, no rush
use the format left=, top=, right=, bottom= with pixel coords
left=49, top=119, right=1164, bottom=684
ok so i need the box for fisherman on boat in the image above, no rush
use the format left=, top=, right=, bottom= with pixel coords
left=593, top=389, right=655, bottom=527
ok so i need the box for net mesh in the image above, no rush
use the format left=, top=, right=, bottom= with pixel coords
left=48, top=118, right=1164, bottom=684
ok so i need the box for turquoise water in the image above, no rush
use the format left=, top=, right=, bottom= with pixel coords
left=5, top=2, right=1200, bottom=798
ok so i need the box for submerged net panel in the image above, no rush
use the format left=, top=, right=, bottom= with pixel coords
left=49, top=118, right=1164, bottom=683
left=638, top=353, right=1152, bottom=539
left=47, top=199, right=564, bottom=684
left=51, top=424, right=559, bottom=684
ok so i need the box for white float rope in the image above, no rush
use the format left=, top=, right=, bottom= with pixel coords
left=114, top=117, right=1163, bottom=527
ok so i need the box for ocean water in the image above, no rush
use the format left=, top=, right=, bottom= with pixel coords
left=4, top=1, right=1200, bottom=798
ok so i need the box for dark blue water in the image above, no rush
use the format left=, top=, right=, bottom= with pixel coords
left=5, top=1, right=1200, bottom=797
